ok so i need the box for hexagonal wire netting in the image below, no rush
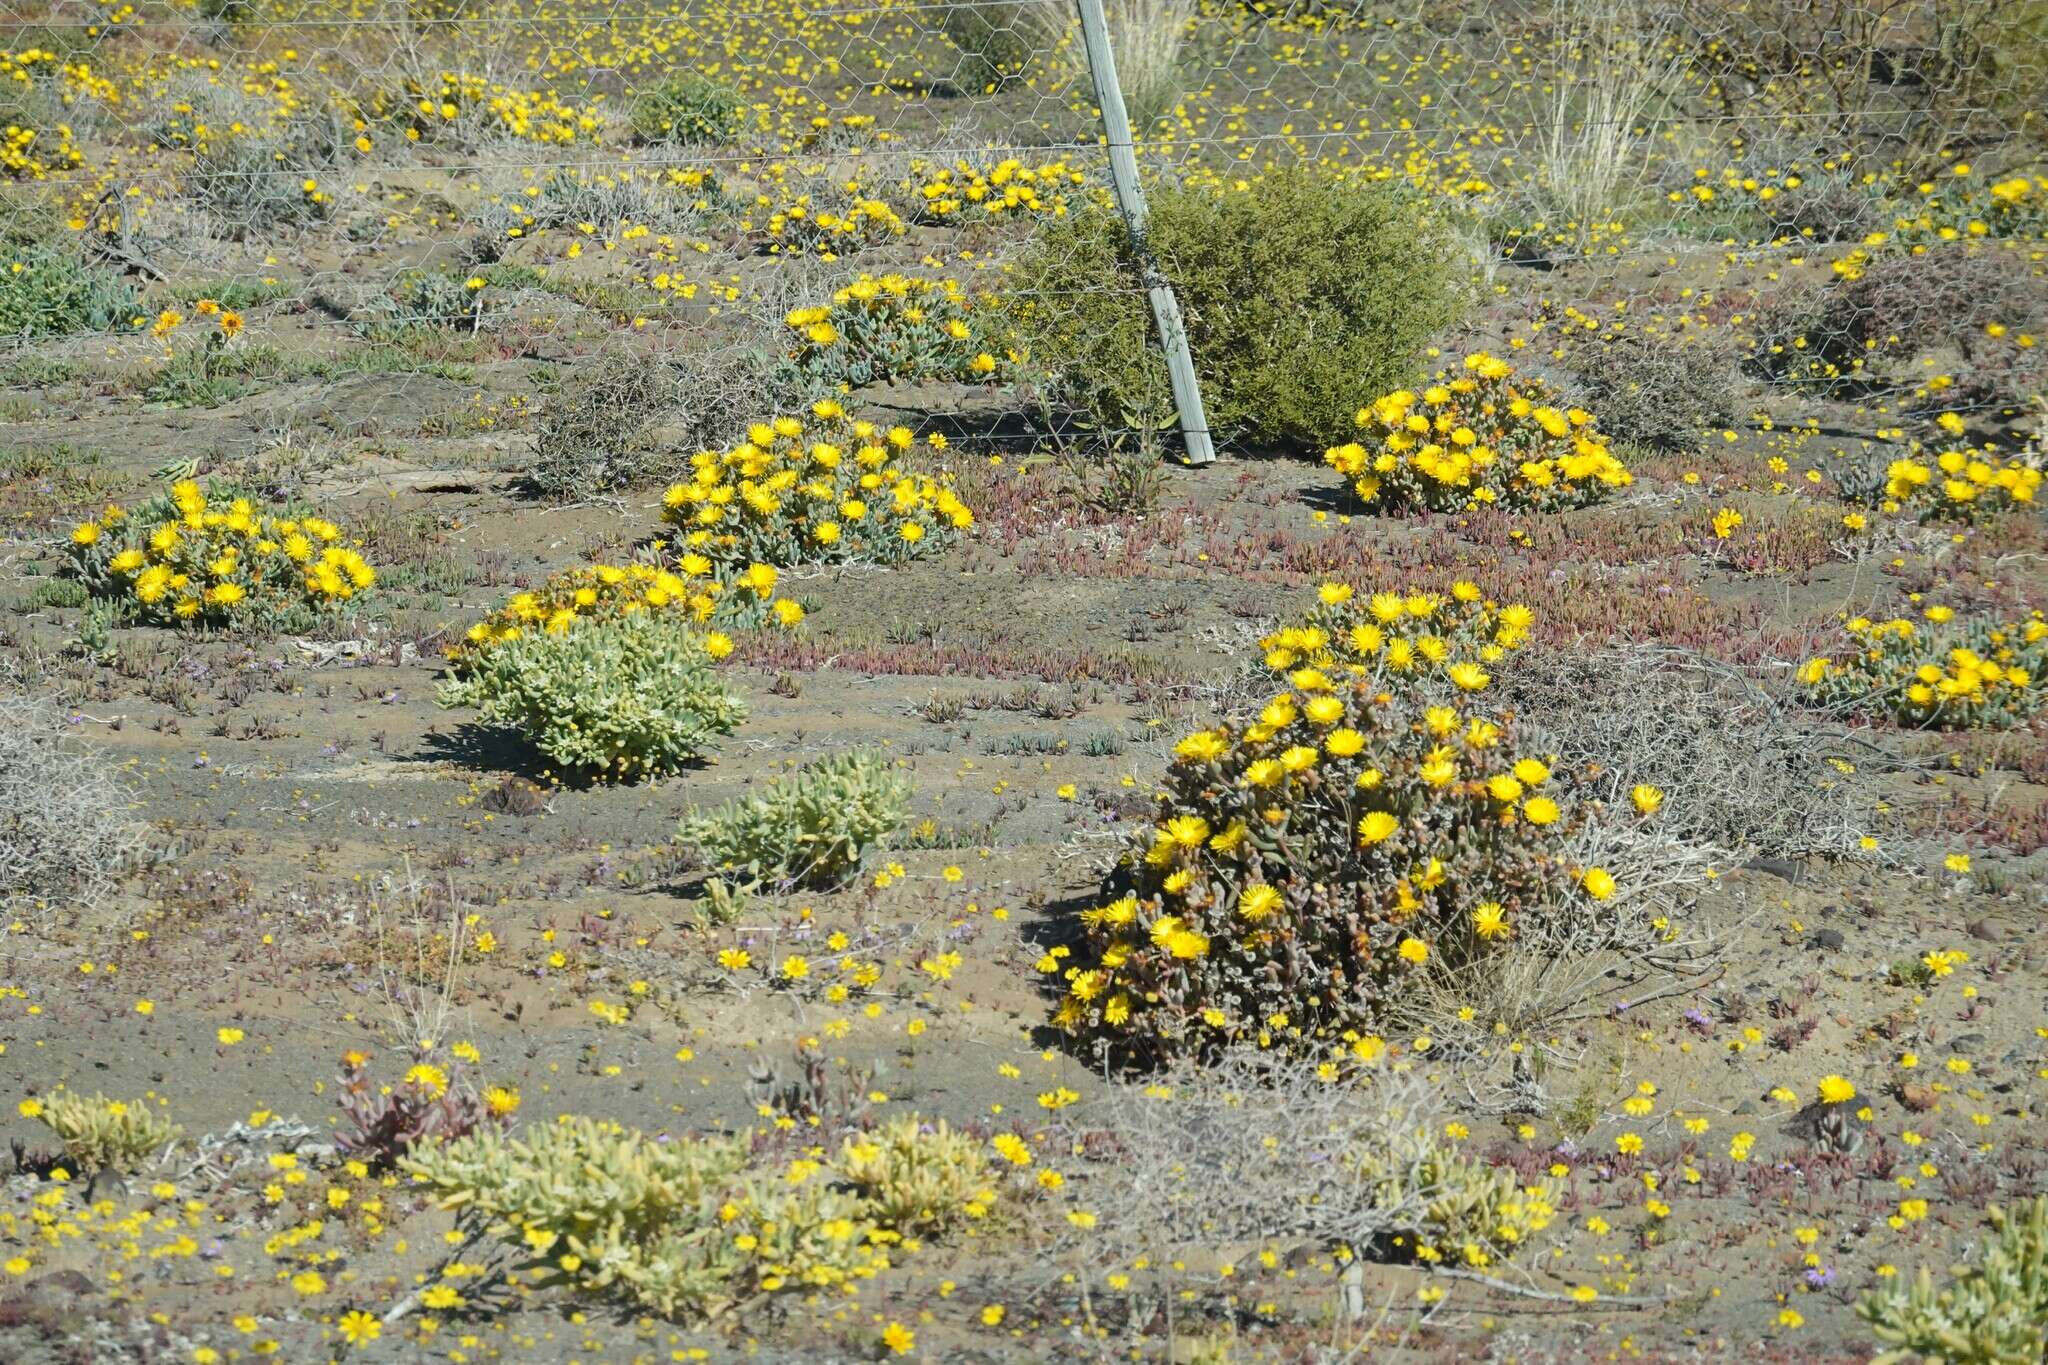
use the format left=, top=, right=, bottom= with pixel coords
left=2, top=0, right=2044, bottom=464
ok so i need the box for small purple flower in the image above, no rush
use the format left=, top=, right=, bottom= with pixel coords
left=1804, top=1265, right=1836, bottom=1289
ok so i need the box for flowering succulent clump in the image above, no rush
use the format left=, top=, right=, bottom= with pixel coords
left=756, top=180, right=906, bottom=255
left=783, top=272, right=1014, bottom=389
left=1261, top=579, right=1533, bottom=684
left=903, top=155, right=1087, bottom=222
left=1890, top=173, right=2048, bottom=244
left=1325, top=351, right=1633, bottom=512
left=436, top=613, right=748, bottom=782
left=24, top=1092, right=181, bottom=1173
left=401, top=1111, right=994, bottom=1320
left=1799, top=605, right=2044, bottom=730
left=447, top=561, right=803, bottom=672
left=1873, top=447, right=2041, bottom=523
left=67, top=481, right=375, bottom=629
left=1347, top=1105, right=1563, bottom=1268
left=660, top=400, right=974, bottom=568
left=837, top=1115, right=998, bottom=1235
left=1057, top=586, right=1615, bottom=1063
left=679, top=748, right=911, bottom=889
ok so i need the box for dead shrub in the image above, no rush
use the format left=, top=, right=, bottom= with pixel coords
left=1499, top=643, right=1897, bottom=860
left=0, top=694, right=144, bottom=921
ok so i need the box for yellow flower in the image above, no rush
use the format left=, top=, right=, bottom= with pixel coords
left=1358, top=810, right=1399, bottom=845
left=1522, top=796, right=1560, bottom=826
left=1630, top=784, right=1663, bottom=815
left=338, top=1311, right=381, bottom=1345
left=1397, top=937, right=1428, bottom=965
left=1817, top=1074, right=1856, bottom=1105
left=1581, top=867, right=1616, bottom=901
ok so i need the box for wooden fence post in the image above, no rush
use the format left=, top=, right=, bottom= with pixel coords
left=1073, top=0, right=1216, bottom=464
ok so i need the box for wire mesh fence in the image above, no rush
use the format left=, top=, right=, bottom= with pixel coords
left=2, top=0, right=2045, bottom=468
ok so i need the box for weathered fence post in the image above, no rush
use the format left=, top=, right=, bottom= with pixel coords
left=1073, top=0, right=1215, bottom=464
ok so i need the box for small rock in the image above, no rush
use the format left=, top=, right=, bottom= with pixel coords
left=1745, top=856, right=1806, bottom=885
left=1968, top=919, right=2004, bottom=942
left=1809, top=928, right=1846, bottom=952
left=480, top=776, right=548, bottom=816
left=1899, top=1084, right=1938, bottom=1112
left=1950, top=1032, right=1986, bottom=1055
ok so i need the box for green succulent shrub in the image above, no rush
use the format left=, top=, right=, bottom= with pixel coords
left=0, top=245, right=138, bottom=341
left=1858, top=1196, right=2048, bottom=1365
left=436, top=613, right=748, bottom=782
left=28, top=1092, right=181, bottom=1172
left=629, top=74, right=744, bottom=145
left=1006, top=166, right=1465, bottom=452
left=679, top=748, right=910, bottom=889
left=1344, top=1098, right=1563, bottom=1266
left=402, top=1111, right=998, bottom=1320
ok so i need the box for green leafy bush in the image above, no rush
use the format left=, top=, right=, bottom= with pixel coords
left=1055, top=584, right=1643, bottom=1063
left=436, top=614, right=747, bottom=782
left=629, top=74, right=744, bottom=145
left=1007, top=167, right=1465, bottom=451
left=679, top=748, right=910, bottom=889
left=1858, top=1196, right=2048, bottom=1365
left=0, top=245, right=137, bottom=341
left=27, top=1092, right=181, bottom=1172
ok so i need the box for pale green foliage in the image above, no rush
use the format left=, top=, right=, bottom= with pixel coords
left=402, top=1116, right=883, bottom=1319
left=1345, top=1110, right=1563, bottom=1263
left=403, top=1112, right=998, bottom=1320
left=679, top=748, right=910, bottom=888
left=33, top=1093, right=181, bottom=1172
left=1858, top=1196, right=2048, bottom=1365
left=838, top=1115, right=995, bottom=1234
left=436, top=614, right=746, bottom=782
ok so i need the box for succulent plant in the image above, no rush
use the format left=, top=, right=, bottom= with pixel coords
left=679, top=748, right=911, bottom=889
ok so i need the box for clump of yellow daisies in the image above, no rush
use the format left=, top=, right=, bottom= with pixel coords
left=1800, top=603, right=2044, bottom=730
left=68, top=481, right=375, bottom=629
left=1325, top=352, right=1633, bottom=512
left=783, top=272, right=1015, bottom=389
left=447, top=561, right=804, bottom=674
left=661, top=400, right=974, bottom=567
left=1056, top=582, right=1634, bottom=1062
left=1871, top=445, right=2040, bottom=524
